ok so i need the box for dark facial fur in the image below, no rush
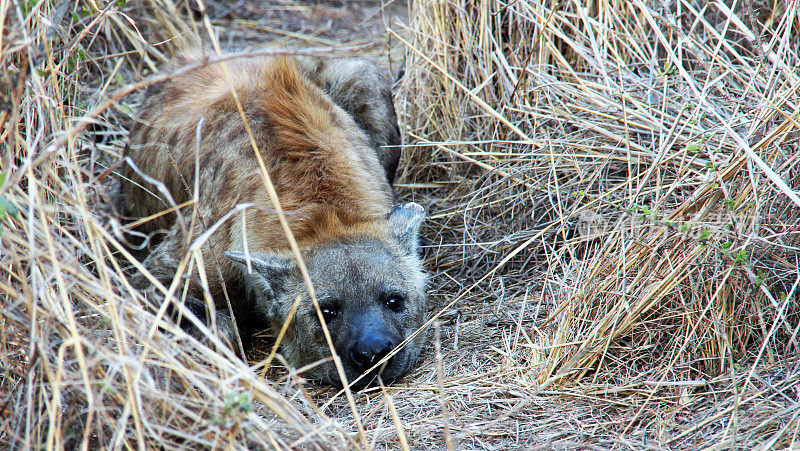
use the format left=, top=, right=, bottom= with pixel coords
left=226, top=203, right=427, bottom=387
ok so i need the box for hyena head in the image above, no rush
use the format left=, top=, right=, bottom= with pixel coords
left=226, top=203, right=427, bottom=388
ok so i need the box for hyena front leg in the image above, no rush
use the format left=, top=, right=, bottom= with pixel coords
left=296, top=56, right=402, bottom=183
left=131, top=228, right=237, bottom=345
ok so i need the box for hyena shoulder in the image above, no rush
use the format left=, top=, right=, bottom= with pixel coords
left=124, top=53, right=393, bottom=234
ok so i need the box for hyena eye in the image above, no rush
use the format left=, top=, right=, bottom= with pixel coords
left=319, top=303, right=340, bottom=323
left=384, top=294, right=405, bottom=312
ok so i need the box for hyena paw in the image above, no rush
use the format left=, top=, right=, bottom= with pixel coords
left=175, top=297, right=238, bottom=347
left=134, top=281, right=237, bottom=347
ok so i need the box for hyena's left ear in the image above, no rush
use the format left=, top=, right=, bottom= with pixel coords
left=224, top=251, right=294, bottom=294
left=388, top=202, right=425, bottom=255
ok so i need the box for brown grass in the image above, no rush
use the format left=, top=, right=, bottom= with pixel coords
left=2, top=0, right=800, bottom=449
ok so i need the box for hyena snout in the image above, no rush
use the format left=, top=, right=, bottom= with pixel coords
left=349, top=331, right=396, bottom=371
left=346, top=310, right=400, bottom=373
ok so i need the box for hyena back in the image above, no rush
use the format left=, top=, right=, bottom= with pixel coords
left=121, top=52, right=426, bottom=387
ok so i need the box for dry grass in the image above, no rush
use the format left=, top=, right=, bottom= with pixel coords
left=2, top=0, right=800, bottom=449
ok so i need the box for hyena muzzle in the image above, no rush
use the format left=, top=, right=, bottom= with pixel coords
left=120, top=51, right=427, bottom=388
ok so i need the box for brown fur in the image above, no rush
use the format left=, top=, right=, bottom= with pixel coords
left=123, top=54, right=394, bottom=290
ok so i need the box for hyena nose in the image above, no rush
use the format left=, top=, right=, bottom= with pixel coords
left=349, top=335, right=394, bottom=371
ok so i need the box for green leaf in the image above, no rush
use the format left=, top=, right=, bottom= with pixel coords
left=237, top=392, right=252, bottom=412
left=223, top=390, right=251, bottom=414
left=0, top=196, right=18, bottom=219
left=733, top=248, right=747, bottom=265
left=659, top=63, right=677, bottom=76
left=755, top=269, right=765, bottom=287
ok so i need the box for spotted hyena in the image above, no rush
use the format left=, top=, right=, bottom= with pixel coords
left=120, top=51, right=427, bottom=387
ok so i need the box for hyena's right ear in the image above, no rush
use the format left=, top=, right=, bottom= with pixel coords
left=225, top=251, right=294, bottom=293
left=388, top=203, right=425, bottom=256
